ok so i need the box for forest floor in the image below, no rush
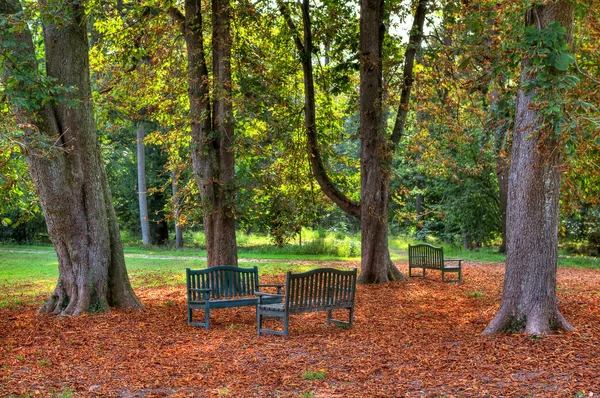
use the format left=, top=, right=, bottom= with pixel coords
left=1, top=261, right=599, bottom=397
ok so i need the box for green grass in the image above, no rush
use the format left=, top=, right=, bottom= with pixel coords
left=302, top=370, right=326, bottom=380
left=0, top=248, right=326, bottom=308
left=1, top=229, right=599, bottom=308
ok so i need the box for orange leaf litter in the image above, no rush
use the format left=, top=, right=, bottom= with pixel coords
left=1, top=262, right=599, bottom=397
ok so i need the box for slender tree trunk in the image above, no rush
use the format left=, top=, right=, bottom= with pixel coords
left=278, top=0, right=361, bottom=219
left=169, top=0, right=237, bottom=266
left=137, top=123, right=151, bottom=246
left=171, top=170, right=184, bottom=248
left=0, top=0, right=142, bottom=315
left=496, top=154, right=508, bottom=253
left=484, top=1, right=574, bottom=335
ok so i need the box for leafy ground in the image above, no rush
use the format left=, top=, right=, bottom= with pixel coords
left=1, top=261, right=599, bottom=397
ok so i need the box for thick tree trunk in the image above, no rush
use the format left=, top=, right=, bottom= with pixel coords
left=279, top=0, right=427, bottom=283
left=1, top=0, right=142, bottom=315
left=357, top=0, right=404, bottom=283
left=483, top=1, right=574, bottom=335
left=171, top=170, right=184, bottom=249
left=136, top=123, right=151, bottom=246
left=209, top=0, right=238, bottom=266
left=169, top=0, right=238, bottom=266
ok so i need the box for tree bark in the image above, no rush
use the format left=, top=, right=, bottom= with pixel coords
left=210, top=0, right=238, bottom=266
left=0, top=0, right=142, bottom=315
left=483, top=0, right=574, bottom=335
left=169, top=0, right=238, bottom=266
left=136, top=123, right=151, bottom=246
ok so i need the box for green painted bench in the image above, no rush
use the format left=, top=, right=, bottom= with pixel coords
left=186, top=266, right=283, bottom=329
left=256, top=267, right=357, bottom=337
left=408, top=244, right=462, bottom=283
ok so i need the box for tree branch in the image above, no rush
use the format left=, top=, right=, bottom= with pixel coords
left=390, top=0, right=429, bottom=148
left=279, top=0, right=361, bottom=219
left=168, top=7, right=185, bottom=32
left=277, top=0, right=305, bottom=55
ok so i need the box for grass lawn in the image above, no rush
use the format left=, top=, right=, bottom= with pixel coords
left=1, top=234, right=599, bottom=308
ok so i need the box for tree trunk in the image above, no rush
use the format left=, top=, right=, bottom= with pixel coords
left=169, top=0, right=238, bottom=266
left=278, top=0, right=427, bottom=283
left=357, top=0, right=400, bottom=283
left=171, top=171, right=184, bottom=248
left=0, top=0, right=142, bottom=315
left=483, top=1, right=574, bottom=335
left=209, top=0, right=238, bottom=266
left=136, top=123, right=151, bottom=246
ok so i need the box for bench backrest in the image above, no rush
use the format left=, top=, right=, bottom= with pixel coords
left=408, top=244, right=445, bottom=269
left=285, top=268, right=357, bottom=312
left=186, top=266, right=259, bottom=301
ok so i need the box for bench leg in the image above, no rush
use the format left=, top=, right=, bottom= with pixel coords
left=256, top=309, right=261, bottom=336
left=442, top=270, right=461, bottom=283
left=204, top=306, right=210, bottom=329
left=257, top=309, right=288, bottom=337
left=409, top=267, right=426, bottom=278
left=188, top=305, right=210, bottom=329
left=327, top=307, right=354, bottom=329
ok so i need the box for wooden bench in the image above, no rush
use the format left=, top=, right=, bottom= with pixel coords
left=186, top=266, right=283, bottom=329
left=408, top=244, right=462, bottom=282
left=256, top=268, right=357, bottom=337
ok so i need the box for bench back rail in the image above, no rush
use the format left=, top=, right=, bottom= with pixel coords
left=187, top=266, right=259, bottom=302
left=287, top=268, right=356, bottom=313
left=408, top=244, right=445, bottom=270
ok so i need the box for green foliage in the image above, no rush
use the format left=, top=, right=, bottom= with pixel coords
left=521, top=21, right=579, bottom=137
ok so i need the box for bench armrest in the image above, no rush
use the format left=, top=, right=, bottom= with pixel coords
left=258, top=283, right=284, bottom=294
left=189, top=288, right=211, bottom=300
left=443, top=259, right=462, bottom=265
left=254, top=291, right=284, bottom=297
left=254, top=291, right=285, bottom=304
